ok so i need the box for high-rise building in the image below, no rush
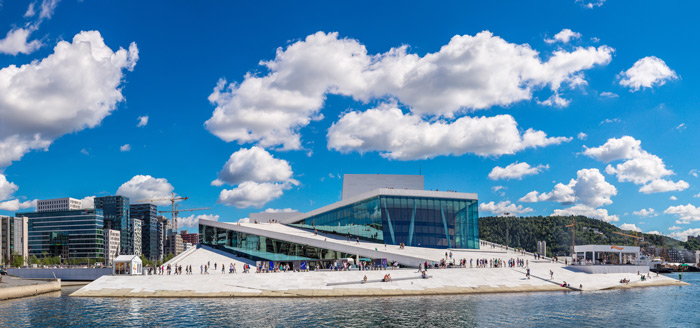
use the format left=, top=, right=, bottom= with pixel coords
left=19, top=207, right=104, bottom=261
left=130, top=203, right=158, bottom=261
left=157, top=215, right=169, bottom=261
left=104, top=229, right=121, bottom=266
left=94, top=196, right=133, bottom=255
left=164, top=233, right=183, bottom=256
left=180, top=230, right=199, bottom=245
left=37, top=198, right=82, bottom=212
left=133, top=218, right=142, bottom=257
left=1, top=216, right=29, bottom=266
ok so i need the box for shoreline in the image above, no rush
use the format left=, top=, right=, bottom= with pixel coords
left=0, top=278, right=62, bottom=301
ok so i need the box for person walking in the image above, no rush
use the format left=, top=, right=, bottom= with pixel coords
left=550, top=270, right=554, bottom=280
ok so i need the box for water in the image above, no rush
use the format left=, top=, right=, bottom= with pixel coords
left=0, top=273, right=696, bottom=327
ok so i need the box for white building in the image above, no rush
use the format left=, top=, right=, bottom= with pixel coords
left=133, top=219, right=142, bottom=257
left=37, top=198, right=82, bottom=212
left=104, top=229, right=121, bottom=266
left=1, top=216, right=28, bottom=266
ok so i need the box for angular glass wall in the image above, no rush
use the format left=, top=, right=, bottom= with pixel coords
left=199, top=225, right=356, bottom=263
left=289, top=195, right=479, bottom=249
left=290, top=197, right=384, bottom=243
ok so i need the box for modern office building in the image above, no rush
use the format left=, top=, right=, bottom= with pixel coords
left=164, top=233, right=183, bottom=256
left=130, top=203, right=158, bottom=260
left=1, top=216, right=29, bottom=265
left=180, top=230, right=199, bottom=245
left=104, top=229, right=121, bottom=266
left=37, top=198, right=82, bottom=212
left=133, top=219, right=142, bottom=257
left=200, top=174, right=478, bottom=268
left=94, top=196, right=133, bottom=255
left=18, top=208, right=104, bottom=261
left=157, top=215, right=169, bottom=260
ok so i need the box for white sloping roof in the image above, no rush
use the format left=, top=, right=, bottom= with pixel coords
left=114, top=255, right=141, bottom=263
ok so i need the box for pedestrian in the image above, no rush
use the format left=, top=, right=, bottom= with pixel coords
left=550, top=270, right=553, bottom=280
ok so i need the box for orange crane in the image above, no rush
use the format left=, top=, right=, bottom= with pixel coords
left=158, top=204, right=211, bottom=232
left=612, top=231, right=642, bottom=246
left=137, top=193, right=188, bottom=231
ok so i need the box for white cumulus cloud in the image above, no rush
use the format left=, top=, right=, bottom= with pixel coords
left=488, top=162, right=548, bottom=180
left=205, top=31, right=612, bottom=150
left=552, top=204, right=619, bottom=222
left=178, top=214, right=219, bottom=229
left=577, top=132, right=588, bottom=140
left=520, top=168, right=616, bottom=208
left=478, top=201, right=533, bottom=216
left=0, top=174, right=19, bottom=201
left=664, top=204, right=700, bottom=224
left=217, top=181, right=297, bottom=208
left=212, top=147, right=293, bottom=186
left=120, top=144, right=131, bottom=152
left=545, top=29, right=581, bottom=44
left=619, top=223, right=642, bottom=232
left=584, top=136, right=687, bottom=193
left=137, top=115, right=149, bottom=127
left=668, top=228, right=700, bottom=242
left=80, top=195, right=95, bottom=209
left=327, top=104, right=571, bottom=160
left=619, top=56, right=678, bottom=91
left=117, top=175, right=174, bottom=206
left=0, top=28, right=42, bottom=55
left=633, top=208, right=657, bottom=217
left=576, top=0, right=606, bottom=9
left=0, top=199, right=35, bottom=211
left=0, top=31, right=138, bottom=167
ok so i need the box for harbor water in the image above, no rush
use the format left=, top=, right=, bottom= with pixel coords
left=0, top=273, right=696, bottom=327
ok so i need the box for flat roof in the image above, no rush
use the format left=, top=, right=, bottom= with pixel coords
left=574, top=245, right=640, bottom=253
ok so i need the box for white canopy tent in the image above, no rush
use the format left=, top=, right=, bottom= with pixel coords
left=113, top=255, right=142, bottom=275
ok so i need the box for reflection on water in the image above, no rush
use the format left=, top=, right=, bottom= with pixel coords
left=0, top=274, right=696, bottom=327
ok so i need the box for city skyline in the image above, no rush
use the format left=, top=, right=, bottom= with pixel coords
left=1, top=1, right=700, bottom=240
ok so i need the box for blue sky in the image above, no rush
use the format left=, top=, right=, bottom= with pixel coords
left=1, top=0, right=699, bottom=240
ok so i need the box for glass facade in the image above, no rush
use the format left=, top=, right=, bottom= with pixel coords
left=200, top=225, right=356, bottom=266
left=130, top=203, right=158, bottom=260
left=291, top=195, right=479, bottom=249
left=19, top=209, right=105, bottom=260
left=95, top=196, right=132, bottom=255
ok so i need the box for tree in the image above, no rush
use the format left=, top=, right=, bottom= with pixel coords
left=11, top=252, right=24, bottom=267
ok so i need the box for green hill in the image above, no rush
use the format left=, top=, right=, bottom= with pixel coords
left=478, top=215, right=691, bottom=257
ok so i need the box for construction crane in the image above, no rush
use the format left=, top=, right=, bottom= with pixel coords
left=613, top=230, right=643, bottom=246
left=566, top=217, right=576, bottom=256
left=158, top=204, right=211, bottom=232
left=137, top=192, right=188, bottom=231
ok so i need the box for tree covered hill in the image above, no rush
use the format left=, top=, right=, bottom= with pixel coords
left=478, top=215, right=693, bottom=257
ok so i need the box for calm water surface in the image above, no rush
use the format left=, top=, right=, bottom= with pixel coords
left=0, top=273, right=696, bottom=327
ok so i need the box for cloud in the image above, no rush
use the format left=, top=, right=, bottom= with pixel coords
left=690, top=169, right=698, bottom=178
left=0, top=28, right=42, bottom=55
left=212, top=147, right=294, bottom=186
left=577, top=132, right=587, bottom=140
left=545, top=29, right=581, bottom=44
left=552, top=204, right=618, bottom=222
left=619, top=223, right=641, bottom=232
left=669, top=195, right=678, bottom=201
left=0, top=199, right=35, bottom=211
left=584, top=136, right=687, bottom=193
left=80, top=148, right=89, bottom=156
left=633, top=208, right=657, bottom=217
left=0, top=174, right=19, bottom=201
left=576, top=0, right=605, bottom=9
left=39, top=0, right=60, bottom=20
left=80, top=195, right=95, bottom=209
left=177, top=214, right=219, bottom=229
left=137, top=115, right=149, bottom=127
left=668, top=226, right=682, bottom=231
left=664, top=204, right=700, bottom=224
left=619, top=56, right=678, bottom=91
left=0, top=31, right=138, bottom=167
left=488, top=162, right=548, bottom=180
left=600, top=118, right=621, bottom=125
left=327, top=104, right=571, bottom=160
left=674, top=123, right=686, bottom=131
left=24, top=3, right=36, bottom=18
left=478, top=201, right=533, bottom=216
left=205, top=31, right=612, bottom=150
left=668, top=228, right=700, bottom=242
left=646, top=231, right=662, bottom=235
left=264, top=208, right=297, bottom=213
left=217, top=181, right=297, bottom=208
left=520, top=168, right=616, bottom=208
left=117, top=175, right=174, bottom=205
left=120, top=144, right=131, bottom=152
left=599, top=91, right=618, bottom=98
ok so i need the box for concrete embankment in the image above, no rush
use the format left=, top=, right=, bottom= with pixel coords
left=0, top=277, right=61, bottom=301
left=70, top=266, right=688, bottom=298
